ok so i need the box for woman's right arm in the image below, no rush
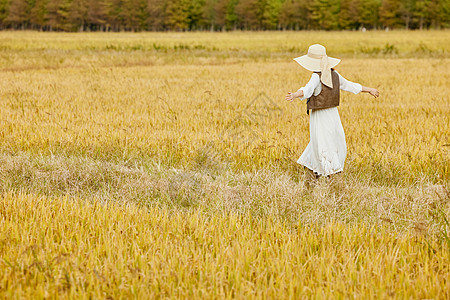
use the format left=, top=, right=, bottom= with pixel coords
left=285, top=73, right=319, bottom=102
left=285, top=89, right=304, bottom=102
left=361, top=86, right=380, bottom=98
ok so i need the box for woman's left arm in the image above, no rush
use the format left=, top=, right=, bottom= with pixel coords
left=337, top=71, right=379, bottom=98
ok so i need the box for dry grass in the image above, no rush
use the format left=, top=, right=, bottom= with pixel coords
left=1, top=193, right=449, bottom=299
left=0, top=58, right=448, bottom=182
left=0, top=152, right=448, bottom=235
left=0, top=31, right=449, bottom=298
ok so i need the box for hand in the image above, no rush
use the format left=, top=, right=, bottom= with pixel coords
left=285, top=92, right=296, bottom=102
left=369, top=88, right=379, bottom=98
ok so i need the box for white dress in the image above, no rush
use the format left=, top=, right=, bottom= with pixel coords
left=297, top=71, right=362, bottom=176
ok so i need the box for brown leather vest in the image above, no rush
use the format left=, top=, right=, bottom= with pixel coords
left=306, top=70, right=340, bottom=114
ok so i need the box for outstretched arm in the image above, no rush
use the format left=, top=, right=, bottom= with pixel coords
left=335, top=71, right=379, bottom=98
left=285, top=73, right=320, bottom=102
left=361, top=86, right=380, bottom=98
left=285, top=90, right=304, bottom=102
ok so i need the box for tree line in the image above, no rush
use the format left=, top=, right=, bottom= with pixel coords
left=1, top=0, right=449, bottom=31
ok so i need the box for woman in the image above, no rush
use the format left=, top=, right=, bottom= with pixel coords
left=285, top=44, right=379, bottom=177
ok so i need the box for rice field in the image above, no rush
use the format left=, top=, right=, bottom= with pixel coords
left=0, top=30, right=449, bottom=298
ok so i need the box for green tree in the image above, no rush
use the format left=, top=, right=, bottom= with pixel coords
left=106, top=0, right=123, bottom=31
left=308, top=0, right=340, bottom=30
left=136, top=0, right=150, bottom=29
left=68, top=0, right=88, bottom=31
left=164, top=0, right=190, bottom=30
left=187, top=0, right=206, bottom=30
left=261, top=0, right=283, bottom=29
left=339, top=0, right=360, bottom=29
left=235, top=0, right=261, bottom=29
left=0, top=0, right=10, bottom=28
left=379, top=0, right=402, bottom=28
left=413, top=0, right=431, bottom=29
left=45, top=0, right=68, bottom=30
left=120, top=0, right=149, bottom=30
left=430, top=0, right=450, bottom=28
left=279, top=0, right=309, bottom=30
left=440, top=0, right=450, bottom=28
left=215, top=0, right=241, bottom=30
left=5, top=0, right=31, bottom=28
left=359, top=0, right=381, bottom=29
left=147, top=0, right=166, bottom=30
left=224, top=0, right=239, bottom=29
left=87, top=0, right=107, bottom=30
left=203, top=0, right=217, bottom=30
left=214, top=0, right=227, bottom=29
left=399, top=0, right=414, bottom=29
left=30, top=0, right=48, bottom=29
left=0, top=0, right=448, bottom=32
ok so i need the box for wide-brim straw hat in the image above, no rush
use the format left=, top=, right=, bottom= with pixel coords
left=293, top=44, right=340, bottom=72
left=293, top=44, right=340, bottom=88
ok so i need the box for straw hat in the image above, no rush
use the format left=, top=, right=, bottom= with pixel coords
left=293, top=44, right=340, bottom=88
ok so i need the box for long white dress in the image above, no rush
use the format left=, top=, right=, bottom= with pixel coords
left=297, top=71, right=362, bottom=176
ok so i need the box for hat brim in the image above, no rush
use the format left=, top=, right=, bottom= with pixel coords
left=293, top=55, right=340, bottom=72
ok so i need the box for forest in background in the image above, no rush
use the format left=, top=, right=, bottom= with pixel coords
left=0, top=0, right=449, bottom=31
